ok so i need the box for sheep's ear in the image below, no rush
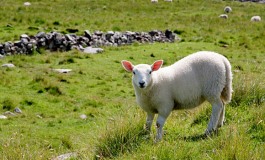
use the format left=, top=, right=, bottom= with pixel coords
left=121, top=60, right=134, bottom=72
left=151, top=60, right=163, bottom=71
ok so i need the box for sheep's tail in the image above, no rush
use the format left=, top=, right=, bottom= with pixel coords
left=221, top=58, right=233, bottom=104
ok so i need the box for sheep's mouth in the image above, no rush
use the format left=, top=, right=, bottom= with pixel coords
left=138, top=84, right=146, bottom=88
left=139, top=85, right=145, bottom=88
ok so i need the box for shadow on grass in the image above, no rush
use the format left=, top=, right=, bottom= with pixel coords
left=182, top=133, right=208, bottom=142
left=182, top=129, right=221, bottom=142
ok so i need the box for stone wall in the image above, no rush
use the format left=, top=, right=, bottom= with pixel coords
left=0, top=29, right=178, bottom=55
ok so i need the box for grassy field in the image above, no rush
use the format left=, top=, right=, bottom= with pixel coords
left=0, top=0, right=264, bottom=159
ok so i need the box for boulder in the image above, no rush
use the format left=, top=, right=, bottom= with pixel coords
left=53, top=69, right=72, bottom=73
left=14, top=107, right=22, bottom=114
left=80, top=114, right=87, bottom=120
left=2, top=63, right=15, bottom=68
left=0, top=115, right=8, bottom=119
left=83, top=47, right=104, bottom=54
left=52, top=152, right=77, bottom=160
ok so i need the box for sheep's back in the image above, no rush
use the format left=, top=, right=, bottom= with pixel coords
left=157, top=51, right=228, bottom=107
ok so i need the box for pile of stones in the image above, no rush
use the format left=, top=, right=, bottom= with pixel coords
left=238, top=0, right=265, bottom=3
left=0, top=29, right=178, bottom=55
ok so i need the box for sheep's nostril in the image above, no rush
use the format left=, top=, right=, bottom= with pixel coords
left=139, top=82, right=145, bottom=88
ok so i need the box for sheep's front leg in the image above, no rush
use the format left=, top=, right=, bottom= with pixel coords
left=156, top=115, right=168, bottom=141
left=145, top=113, right=154, bottom=133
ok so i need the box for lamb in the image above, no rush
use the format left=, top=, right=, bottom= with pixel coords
left=121, top=51, right=233, bottom=141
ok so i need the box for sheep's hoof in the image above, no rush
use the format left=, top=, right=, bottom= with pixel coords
left=154, top=137, right=162, bottom=143
left=217, top=123, right=223, bottom=128
left=155, top=134, right=164, bottom=143
left=204, top=129, right=219, bottom=137
left=217, top=120, right=226, bottom=128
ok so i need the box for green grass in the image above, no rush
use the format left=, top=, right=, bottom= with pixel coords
left=0, top=0, right=265, bottom=159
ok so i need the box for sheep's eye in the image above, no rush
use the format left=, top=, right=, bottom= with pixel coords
left=133, top=71, right=135, bottom=75
left=149, top=71, right=152, bottom=74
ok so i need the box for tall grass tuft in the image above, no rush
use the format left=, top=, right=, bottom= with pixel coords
left=2, top=98, right=17, bottom=111
left=94, top=112, right=146, bottom=159
left=230, top=78, right=265, bottom=107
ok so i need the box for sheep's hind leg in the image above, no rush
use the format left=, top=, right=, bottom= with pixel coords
left=205, top=98, right=223, bottom=135
left=217, top=102, right=225, bottom=128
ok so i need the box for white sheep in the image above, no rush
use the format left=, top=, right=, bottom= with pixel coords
left=251, top=16, right=261, bottom=22
left=151, top=0, right=158, bottom=3
left=24, top=2, right=31, bottom=6
left=121, top=51, right=233, bottom=141
left=219, top=14, right=228, bottom=19
left=224, top=6, right=232, bottom=13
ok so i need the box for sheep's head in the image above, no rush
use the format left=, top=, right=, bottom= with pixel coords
left=121, top=60, right=163, bottom=89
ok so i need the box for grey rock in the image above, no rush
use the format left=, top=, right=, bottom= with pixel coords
left=20, top=34, right=29, bottom=39
left=238, top=0, right=265, bottom=3
left=149, top=30, right=159, bottom=36
left=83, top=47, right=104, bottom=54
left=125, top=31, right=135, bottom=35
left=4, top=42, right=12, bottom=53
left=3, top=111, right=16, bottom=116
left=107, top=31, right=114, bottom=35
left=53, top=69, right=72, bottom=73
left=27, top=43, right=33, bottom=50
left=105, top=31, right=115, bottom=42
left=14, top=107, right=22, bottom=113
left=84, top=30, right=92, bottom=40
left=94, top=30, right=103, bottom=36
left=80, top=114, right=87, bottom=120
left=52, top=152, right=77, bottom=160
left=36, top=32, right=46, bottom=38
left=2, top=63, right=15, bottom=67
left=65, top=34, right=75, bottom=42
left=0, top=115, right=8, bottom=119
left=14, top=41, right=23, bottom=47
left=36, top=114, right=43, bottom=119
left=121, top=35, right=128, bottom=43
left=6, top=24, right=12, bottom=28
left=21, top=38, right=29, bottom=45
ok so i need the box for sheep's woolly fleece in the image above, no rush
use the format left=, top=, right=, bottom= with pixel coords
left=122, top=51, right=232, bottom=141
